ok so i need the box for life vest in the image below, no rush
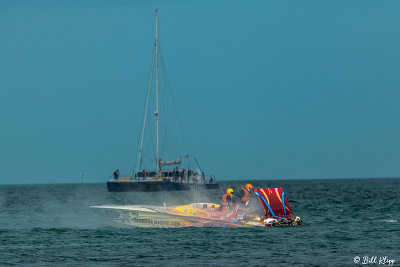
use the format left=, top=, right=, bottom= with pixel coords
left=221, top=193, right=233, bottom=206
left=240, top=187, right=250, bottom=203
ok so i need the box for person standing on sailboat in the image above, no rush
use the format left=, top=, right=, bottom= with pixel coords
left=113, top=169, right=120, bottom=180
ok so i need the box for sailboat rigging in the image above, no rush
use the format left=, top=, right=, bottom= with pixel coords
left=107, top=9, right=219, bottom=192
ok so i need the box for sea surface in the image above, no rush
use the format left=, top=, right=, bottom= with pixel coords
left=0, top=178, right=399, bottom=266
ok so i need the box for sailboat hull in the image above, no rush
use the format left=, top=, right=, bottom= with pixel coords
left=107, top=180, right=220, bottom=192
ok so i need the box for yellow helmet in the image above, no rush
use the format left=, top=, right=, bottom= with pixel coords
left=226, top=188, right=233, bottom=195
left=245, top=184, right=253, bottom=191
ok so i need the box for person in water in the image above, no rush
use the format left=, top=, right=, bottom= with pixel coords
left=220, top=188, right=235, bottom=212
left=113, top=169, right=120, bottom=180
left=239, top=183, right=253, bottom=207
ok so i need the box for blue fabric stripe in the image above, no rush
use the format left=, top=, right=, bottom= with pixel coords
left=254, top=191, right=275, bottom=216
left=281, top=191, right=286, bottom=215
left=273, top=215, right=288, bottom=221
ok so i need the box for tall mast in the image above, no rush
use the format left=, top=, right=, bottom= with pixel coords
left=135, top=51, right=154, bottom=178
left=155, top=9, right=160, bottom=174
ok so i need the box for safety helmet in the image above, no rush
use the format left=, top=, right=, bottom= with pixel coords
left=245, top=184, right=253, bottom=191
left=226, top=188, right=234, bottom=195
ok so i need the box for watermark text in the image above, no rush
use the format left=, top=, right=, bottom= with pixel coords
left=354, top=256, right=395, bottom=266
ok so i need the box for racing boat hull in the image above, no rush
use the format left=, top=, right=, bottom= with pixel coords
left=91, top=188, right=302, bottom=228
left=91, top=203, right=272, bottom=228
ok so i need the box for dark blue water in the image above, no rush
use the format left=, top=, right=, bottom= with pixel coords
left=0, top=178, right=399, bottom=266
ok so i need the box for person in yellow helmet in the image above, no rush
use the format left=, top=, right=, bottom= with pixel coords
left=220, top=188, right=234, bottom=212
left=239, top=183, right=253, bottom=207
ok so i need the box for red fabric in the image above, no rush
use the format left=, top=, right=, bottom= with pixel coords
left=254, top=188, right=293, bottom=216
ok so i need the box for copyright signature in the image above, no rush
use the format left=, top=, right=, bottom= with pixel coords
left=354, top=256, right=395, bottom=266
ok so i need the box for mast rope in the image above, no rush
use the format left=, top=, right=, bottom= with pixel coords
left=158, top=47, right=204, bottom=172
left=132, top=46, right=156, bottom=177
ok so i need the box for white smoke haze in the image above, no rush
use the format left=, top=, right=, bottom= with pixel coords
left=94, top=181, right=269, bottom=220
left=0, top=180, right=297, bottom=230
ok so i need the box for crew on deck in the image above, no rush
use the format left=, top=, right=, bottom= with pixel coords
left=220, top=188, right=235, bottom=212
left=239, top=183, right=253, bottom=207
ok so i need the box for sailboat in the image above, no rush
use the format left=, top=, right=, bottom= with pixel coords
left=107, top=10, right=219, bottom=192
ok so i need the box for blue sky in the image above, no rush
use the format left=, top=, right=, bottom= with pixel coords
left=1, top=0, right=400, bottom=184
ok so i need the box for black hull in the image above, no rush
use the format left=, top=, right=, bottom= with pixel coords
left=107, top=180, right=220, bottom=192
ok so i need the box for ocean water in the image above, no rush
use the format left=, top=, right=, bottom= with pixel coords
left=0, top=178, right=399, bottom=266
